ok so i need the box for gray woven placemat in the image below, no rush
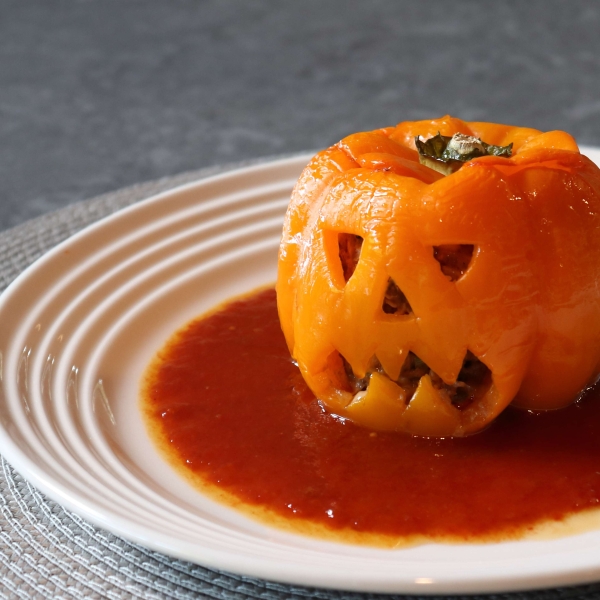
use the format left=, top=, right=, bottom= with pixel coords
left=1, top=161, right=600, bottom=600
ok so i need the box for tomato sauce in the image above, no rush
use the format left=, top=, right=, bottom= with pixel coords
left=142, top=288, right=600, bottom=545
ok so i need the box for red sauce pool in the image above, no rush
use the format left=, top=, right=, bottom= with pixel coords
left=142, top=287, right=600, bottom=545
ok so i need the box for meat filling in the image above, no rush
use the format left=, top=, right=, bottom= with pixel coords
left=397, top=352, right=430, bottom=400
left=447, top=350, right=493, bottom=408
left=342, top=355, right=383, bottom=394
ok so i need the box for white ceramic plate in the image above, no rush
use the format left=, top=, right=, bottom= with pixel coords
left=2, top=150, right=600, bottom=596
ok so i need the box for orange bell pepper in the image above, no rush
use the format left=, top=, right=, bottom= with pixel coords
left=277, top=116, right=600, bottom=437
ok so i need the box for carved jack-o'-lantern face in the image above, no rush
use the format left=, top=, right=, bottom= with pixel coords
left=277, top=116, right=600, bottom=436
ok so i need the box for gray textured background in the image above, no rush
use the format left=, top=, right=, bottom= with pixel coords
left=1, top=0, right=600, bottom=231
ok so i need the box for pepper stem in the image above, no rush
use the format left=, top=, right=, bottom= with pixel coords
left=415, top=132, right=512, bottom=175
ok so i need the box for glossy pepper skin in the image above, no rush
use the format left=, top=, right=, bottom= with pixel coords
left=277, top=116, right=600, bottom=437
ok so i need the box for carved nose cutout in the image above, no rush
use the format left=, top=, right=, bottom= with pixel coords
left=382, top=278, right=413, bottom=315
left=433, top=244, right=474, bottom=281
left=338, top=233, right=363, bottom=282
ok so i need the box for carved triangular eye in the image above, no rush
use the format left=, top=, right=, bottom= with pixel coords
left=433, top=244, right=474, bottom=281
left=338, top=233, right=363, bottom=282
left=382, top=278, right=413, bottom=315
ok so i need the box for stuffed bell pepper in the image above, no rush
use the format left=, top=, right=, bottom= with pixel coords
left=277, top=115, right=600, bottom=437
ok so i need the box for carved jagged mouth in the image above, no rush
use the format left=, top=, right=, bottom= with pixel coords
left=342, top=350, right=491, bottom=410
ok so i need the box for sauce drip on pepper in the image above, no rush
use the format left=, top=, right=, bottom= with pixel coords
left=142, top=288, right=600, bottom=545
